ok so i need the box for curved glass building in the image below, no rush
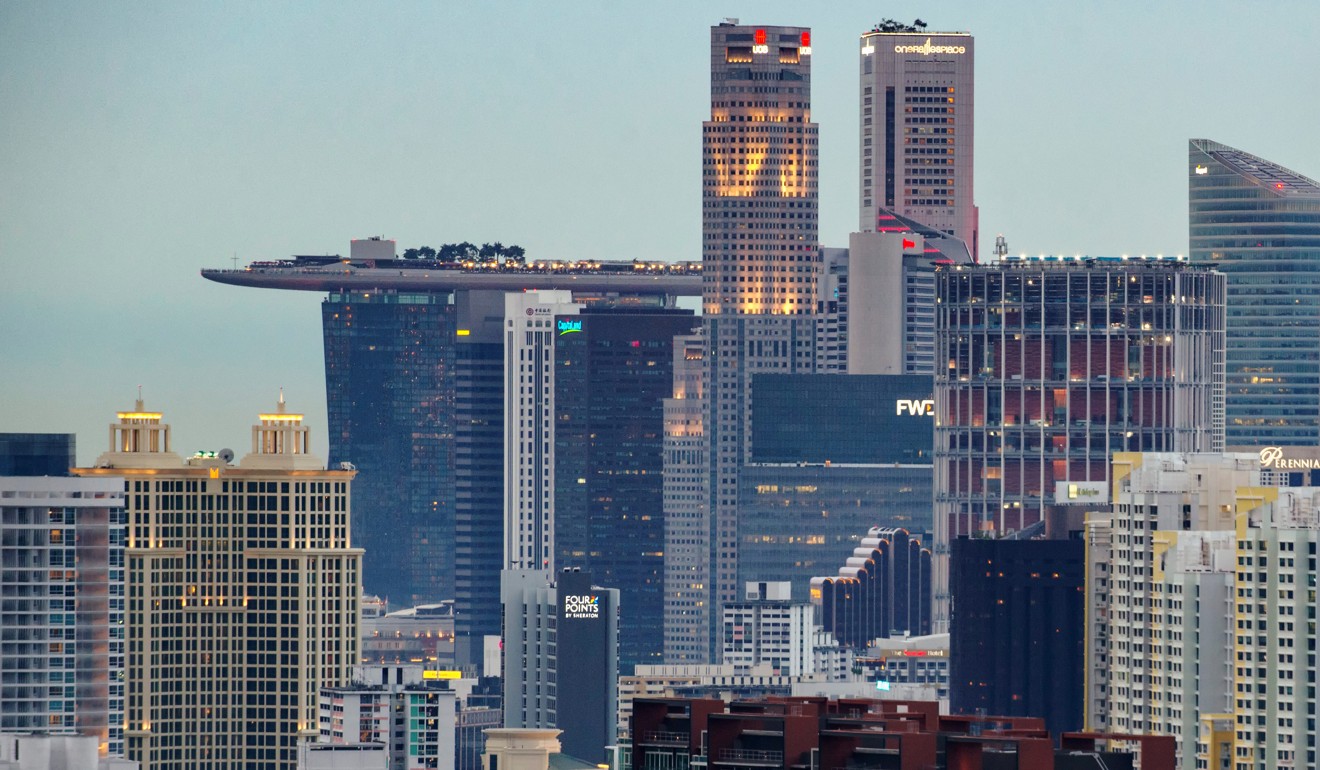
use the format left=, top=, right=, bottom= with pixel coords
left=1189, top=139, right=1320, bottom=446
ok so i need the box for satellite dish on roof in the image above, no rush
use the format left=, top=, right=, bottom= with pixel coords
left=218, top=448, right=235, bottom=464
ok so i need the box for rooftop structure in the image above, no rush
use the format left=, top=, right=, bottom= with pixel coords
left=201, top=256, right=701, bottom=295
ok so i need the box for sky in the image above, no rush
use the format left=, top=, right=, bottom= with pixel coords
left=3, top=1, right=1319, bottom=465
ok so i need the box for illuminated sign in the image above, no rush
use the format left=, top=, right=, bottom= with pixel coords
left=753, top=28, right=769, bottom=54
left=422, top=670, right=463, bottom=680
left=1195, top=165, right=1209, bottom=175
left=1053, top=481, right=1109, bottom=505
left=800, top=31, right=811, bottom=55
left=893, top=38, right=966, bottom=55
left=557, top=319, right=583, bottom=336
left=861, top=44, right=875, bottom=56
left=1259, top=446, right=1320, bottom=470
left=563, top=594, right=599, bottom=619
left=902, top=238, right=917, bottom=250
left=896, top=399, right=934, bottom=416
left=875, top=680, right=891, bottom=691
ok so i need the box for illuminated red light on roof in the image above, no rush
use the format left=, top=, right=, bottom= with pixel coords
left=754, top=29, right=766, bottom=46
left=1276, top=183, right=1286, bottom=189
left=801, top=31, right=811, bottom=47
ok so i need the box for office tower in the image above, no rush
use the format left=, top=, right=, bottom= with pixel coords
left=500, top=569, right=618, bottom=763
left=858, top=25, right=976, bottom=259
left=811, top=527, right=932, bottom=648
left=933, top=258, right=1226, bottom=624
left=1092, top=452, right=1246, bottom=767
left=698, top=20, right=818, bottom=663
left=1189, top=139, right=1320, bottom=447
left=72, top=398, right=361, bottom=770
left=503, top=291, right=581, bottom=572
left=453, top=290, right=509, bottom=668
left=662, top=333, right=708, bottom=664
left=720, top=582, right=814, bottom=676
left=738, top=374, right=933, bottom=596
left=553, top=307, right=698, bottom=673
left=0, top=433, right=75, bottom=476
left=0, top=476, right=125, bottom=757
left=323, top=290, right=454, bottom=606
left=816, top=230, right=974, bottom=378
left=948, top=536, right=1085, bottom=736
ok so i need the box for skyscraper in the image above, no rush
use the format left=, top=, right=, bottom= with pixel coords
left=858, top=25, right=976, bottom=259
left=553, top=306, right=698, bottom=672
left=503, top=291, right=581, bottom=572
left=1189, top=139, right=1320, bottom=447
left=74, top=398, right=361, bottom=770
left=933, top=258, right=1225, bottom=625
left=693, top=20, right=819, bottom=662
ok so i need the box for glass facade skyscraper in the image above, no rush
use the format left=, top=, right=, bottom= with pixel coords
left=1189, top=138, right=1320, bottom=447
left=934, top=259, right=1225, bottom=626
left=553, top=307, right=698, bottom=673
left=322, top=292, right=455, bottom=606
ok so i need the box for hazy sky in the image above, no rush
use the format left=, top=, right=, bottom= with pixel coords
left=3, top=1, right=1318, bottom=464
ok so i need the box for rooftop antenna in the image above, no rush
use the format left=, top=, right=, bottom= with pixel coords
left=136, top=384, right=144, bottom=411
left=232, top=252, right=238, bottom=269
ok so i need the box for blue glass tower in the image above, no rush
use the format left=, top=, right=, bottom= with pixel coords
left=1190, top=139, right=1320, bottom=446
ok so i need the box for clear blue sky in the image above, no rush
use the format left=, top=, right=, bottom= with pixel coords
left=3, top=1, right=1318, bottom=464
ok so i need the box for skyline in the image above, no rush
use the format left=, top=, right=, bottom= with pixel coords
left=3, top=1, right=1319, bottom=463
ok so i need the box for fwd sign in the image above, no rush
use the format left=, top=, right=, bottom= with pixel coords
left=896, top=399, right=934, bottom=416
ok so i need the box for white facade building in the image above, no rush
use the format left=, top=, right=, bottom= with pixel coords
left=858, top=26, right=976, bottom=259
left=720, top=582, right=814, bottom=676
left=1232, top=488, right=1320, bottom=770
left=503, top=291, right=581, bottom=571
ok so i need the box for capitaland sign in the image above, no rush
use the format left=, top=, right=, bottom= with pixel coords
left=1259, top=446, right=1320, bottom=470
left=557, top=319, right=583, bottom=336
left=896, top=399, right=934, bottom=417
left=894, top=38, right=966, bottom=55
left=563, top=594, right=599, bottom=619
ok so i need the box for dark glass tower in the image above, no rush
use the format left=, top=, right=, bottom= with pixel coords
left=322, top=291, right=455, bottom=605
left=553, top=307, right=698, bottom=672
left=0, top=433, right=75, bottom=476
left=1189, top=139, right=1320, bottom=446
left=949, top=537, right=1084, bottom=737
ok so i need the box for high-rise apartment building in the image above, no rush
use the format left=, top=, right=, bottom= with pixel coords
left=933, top=258, right=1225, bottom=624
left=1189, top=139, right=1320, bottom=447
left=695, top=20, right=819, bottom=662
left=0, top=433, right=75, bottom=476
left=0, top=475, right=125, bottom=757
left=1089, top=450, right=1320, bottom=770
left=858, top=25, right=976, bottom=259
left=73, top=399, right=361, bottom=770
left=1093, top=452, right=1245, bottom=767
